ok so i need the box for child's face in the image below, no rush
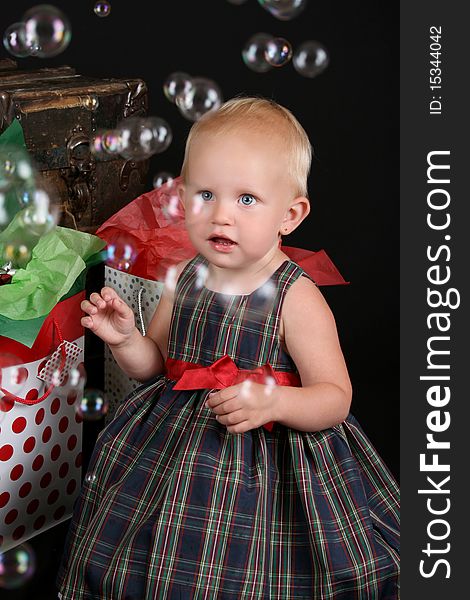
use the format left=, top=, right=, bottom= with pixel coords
left=181, top=129, right=300, bottom=270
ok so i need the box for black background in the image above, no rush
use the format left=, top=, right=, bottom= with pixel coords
left=1, top=1, right=398, bottom=597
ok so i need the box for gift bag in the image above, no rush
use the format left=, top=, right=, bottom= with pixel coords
left=0, top=293, right=85, bottom=553
left=0, top=218, right=105, bottom=552
left=103, top=266, right=164, bottom=418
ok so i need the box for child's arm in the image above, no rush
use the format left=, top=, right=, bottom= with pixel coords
left=81, top=260, right=190, bottom=382
left=273, top=275, right=353, bottom=431
left=206, top=276, right=352, bottom=433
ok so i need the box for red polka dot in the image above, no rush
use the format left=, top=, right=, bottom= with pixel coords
left=66, top=479, right=77, bottom=495
left=0, top=492, right=10, bottom=508
left=35, top=408, right=45, bottom=425
left=61, top=373, right=69, bottom=387
left=42, top=426, right=52, bottom=443
left=12, top=525, right=26, bottom=540
left=38, top=359, right=48, bottom=373
left=50, top=397, right=61, bottom=415
left=67, top=435, right=78, bottom=451
left=77, top=362, right=86, bottom=378
left=75, top=452, right=83, bottom=468
left=10, top=464, right=23, bottom=481
left=12, top=416, right=27, bottom=433
left=14, top=367, right=28, bottom=384
left=47, top=489, right=59, bottom=505
left=27, top=499, right=39, bottom=514
left=0, top=395, right=14, bottom=412
left=23, top=436, right=36, bottom=453
left=75, top=412, right=83, bottom=424
left=40, top=472, right=52, bottom=488
left=33, top=515, right=46, bottom=530
left=26, top=389, right=39, bottom=402
left=0, top=444, right=14, bottom=461
left=19, top=482, right=32, bottom=498
left=51, top=444, right=61, bottom=461
left=5, top=509, right=18, bottom=524
left=59, top=416, right=69, bottom=433
left=32, top=454, right=44, bottom=471
left=59, top=462, right=69, bottom=478
left=54, top=505, right=66, bottom=520
left=67, top=391, right=78, bottom=406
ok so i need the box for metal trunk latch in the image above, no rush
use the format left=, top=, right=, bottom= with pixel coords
left=61, top=127, right=96, bottom=223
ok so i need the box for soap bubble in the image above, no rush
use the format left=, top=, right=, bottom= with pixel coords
left=240, top=380, right=253, bottom=398
left=0, top=191, right=18, bottom=231
left=67, top=364, right=86, bottom=390
left=155, top=176, right=183, bottom=224
left=3, top=22, right=32, bottom=58
left=84, top=96, right=99, bottom=111
left=101, top=131, right=123, bottom=154
left=0, top=147, right=35, bottom=193
left=90, top=129, right=124, bottom=159
left=263, top=376, right=277, bottom=396
left=0, top=543, right=36, bottom=590
left=164, top=266, right=178, bottom=293
left=19, top=188, right=59, bottom=237
left=293, top=40, right=330, bottom=78
left=152, top=171, right=174, bottom=189
left=194, top=264, right=209, bottom=290
left=118, top=116, right=172, bottom=160
left=0, top=160, right=17, bottom=193
left=16, top=179, right=42, bottom=210
left=163, top=72, right=193, bottom=104
left=63, top=363, right=86, bottom=408
left=75, top=388, right=109, bottom=421
left=242, top=33, right=273, bottom=73
left=176, top=77, right=223, bottom=122
left=85, top=472, right=97, bottom=484
left=94, top=1, right=111, bottom=17
left=22, top=4, right=72, bottom=58
left=0, top=195, right=8, bottom=229
left=239, top=279, right=277, bottom=326
left=264, top=37, right=292, bottom=67
left=105, top=238, right=137, bottom=272
left=0, top=353, right=27, bottom=397
left=185, top=192, right=206, bottom=219
left=2, top=240, right=32, bottom=270
left=257, top=0, right=308, bottom=20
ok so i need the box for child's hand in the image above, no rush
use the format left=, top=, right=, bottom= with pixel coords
left=205, top=381, right=278, bottom=434
left=80, top=287, right=136, bottom=347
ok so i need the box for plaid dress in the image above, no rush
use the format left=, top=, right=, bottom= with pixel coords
left=58, top=254, right=400, bottom=599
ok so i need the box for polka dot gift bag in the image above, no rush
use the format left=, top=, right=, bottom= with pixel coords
left=0, top=223, right=105, bottom=553
left=95, top=177, right=196, bottom=420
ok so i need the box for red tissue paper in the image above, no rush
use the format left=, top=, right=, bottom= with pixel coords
left=96, top=177, right=196, bottom=281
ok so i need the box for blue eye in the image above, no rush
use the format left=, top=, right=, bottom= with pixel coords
left=199, top=191, right=213, bottom=201
left=239, top=194, right=256, bottom=206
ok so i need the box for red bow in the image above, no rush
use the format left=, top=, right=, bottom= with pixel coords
left=165, top=355, right=301, bottom=432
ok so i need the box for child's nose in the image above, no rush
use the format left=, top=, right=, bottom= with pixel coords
left=210, top=200, right=234, bottom=225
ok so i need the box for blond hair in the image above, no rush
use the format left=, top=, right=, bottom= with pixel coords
left=180, top=96, right=312, bottom=197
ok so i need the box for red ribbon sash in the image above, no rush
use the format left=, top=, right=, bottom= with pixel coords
left=165, top=354, right=301, bottom=432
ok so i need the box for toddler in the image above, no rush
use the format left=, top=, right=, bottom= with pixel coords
left=58, top=96, right=399, bottom=599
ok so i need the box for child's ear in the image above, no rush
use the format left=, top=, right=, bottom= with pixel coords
left=177, top=182, right=186, bottom=209
left=280, top=197, right=310, bottom=236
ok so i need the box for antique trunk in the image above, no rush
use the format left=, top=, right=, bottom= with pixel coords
left=0, top=58, right=149, bottom=232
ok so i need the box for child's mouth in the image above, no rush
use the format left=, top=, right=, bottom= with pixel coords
left=209, top=237, right=237, bottom=252
left=211, top=237, right=235, bottom=245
